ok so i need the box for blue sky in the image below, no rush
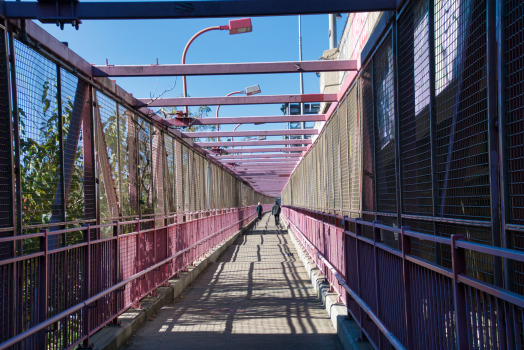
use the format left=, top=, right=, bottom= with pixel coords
left=39, top=13, right=347, bottom=138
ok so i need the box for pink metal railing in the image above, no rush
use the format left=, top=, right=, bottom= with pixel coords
left=0, top=204, right=272, bottom=350
left=282, top=205, right=524, bottom=350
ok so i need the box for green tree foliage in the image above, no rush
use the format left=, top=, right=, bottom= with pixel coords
left=19, top=79, right=84, bottom=231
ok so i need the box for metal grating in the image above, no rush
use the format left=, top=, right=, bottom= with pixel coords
left=398, top=0, right=433, bottom=216
left=339, top=96, right=350, bottom=211
left=434, top=0, right=490, bottom=221
left=152, top=125, right=164, bottom=227
left=0, top=27, right=12, bottom=260
left=348, top=86, right=360, bottom=212
left=505, top=0, right=524, bottom=225
left=373, top=33, right=397, bottom=214
left=164, top=135, right=176, bottom=215
left=333, top=112, right=341, bottom=212
left=14, top=40, right=61, bottom=229
left=118, top=106, right=138, bottom=221
left=361, top=69, right=375, bottom=215
left=138, top=117, right=154, bottom=223
left=96, top=92, right=119, bottom=225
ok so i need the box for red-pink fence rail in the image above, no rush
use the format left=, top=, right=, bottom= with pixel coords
left=0, top=205, right=271, bottom=350
left=283, top=205, right=524, bottom=350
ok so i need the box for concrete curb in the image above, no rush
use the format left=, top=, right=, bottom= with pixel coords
left=90, top=215, right=259, bottom=350
left=285, top=224, right=373, bottom=350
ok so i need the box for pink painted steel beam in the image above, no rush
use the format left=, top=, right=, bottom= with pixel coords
left=138, top=93, right=337, bottom=107
left=196, top=139, right=312, bottom=147
left=221, top=147, right=307, bottom=153
left=162, top=114, right=326, bottom=127
left=231, top=164, right=297, bottom=169
left=93, top=60, right=357, bottom=77
left=182, top=129, right=318, bottom=138
left=223, top=159, right=299, bottom=164
left=216, top=153, right=303, bottom=159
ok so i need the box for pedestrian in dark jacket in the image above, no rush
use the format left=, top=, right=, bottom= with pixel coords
left=256, top=202, right=263, bottom=220
left=271, top=200, right=281, bottom=226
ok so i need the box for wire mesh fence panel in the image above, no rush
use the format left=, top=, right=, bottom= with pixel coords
left=398, top=0, right=433, bottom=216
left=348, top=85, right=360, bottom=214
left=332, top=112, right=341, bottom=212
left=96, top=92, right=119, bottom=230
left=60, top=69, right=90, bottom=237
left=361, top=69, right=375, bottom=216
left=118, top=106, right=138, bottom=226
left=152, top=125, right=164, bottom=227
left=14, top=40, right=61, bottom=232
left=434, top=0, right=490, bottom=221
left=402, top=218, right=436, bottom=262
left=373, top=33, right=397, bottom=215
left=0, top=27, right=12, bottom=236
left=164, top=135, right=176, bottom=217
left=505, top=0, right=524, bottom=227
left=505, top=0, right=524, bottom=296
left=339, top=95, right=350, bottom=211
left=175, top=140, right=183, bottom=213
left=137, top=117, right=154, bottom=228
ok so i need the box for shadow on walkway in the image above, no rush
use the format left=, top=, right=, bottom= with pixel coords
left=121, top=213, right=342, bottom=350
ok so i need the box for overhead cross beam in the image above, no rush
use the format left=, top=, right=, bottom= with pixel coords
left=138, top=94, right=337, bottom=107
left=216, top=153, right=303, bottom=159
left=182, top=129, right=318, bottom=138
left=222, top=159, right=299, bottom=164
left=220, top=147, right=307, bottom=153
left=196, top=139, right=312, bottom=147
left=93, top=60, right=357, bottom=77
left=2, top=1, right=398, bottom=21
left=162, top=114, right=326, bottom=127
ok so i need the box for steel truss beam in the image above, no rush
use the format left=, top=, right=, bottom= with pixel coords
left=196, top=139, right=312, bottom=147
left=2, top=1, right=398, bottom=21
left=93, top=60, right=357, bottom=77
left=162, top=114, right=326, bottom=127
left=223, top=159, right=299, bottom=164
left=138, top=93, right=337, bottom=107
left=182, top=129, right=318, bottom=138
left=216, top=153, right=302, bottom=159
left=220, top=147, right=307, bottom=153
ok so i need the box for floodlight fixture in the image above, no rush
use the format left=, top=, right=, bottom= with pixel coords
left=226, top=18, right=253, bottom=34
left=245, top=84, right=262, bottom=96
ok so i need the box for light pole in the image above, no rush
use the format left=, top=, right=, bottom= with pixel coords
left=182, top=18, right=253, bottom=116
left=216, top=85, right=261, bottom=142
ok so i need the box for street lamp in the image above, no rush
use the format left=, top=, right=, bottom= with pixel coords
left=216, top=85, right=261, bottom=142
left=182, top=18, right=253, bottom=116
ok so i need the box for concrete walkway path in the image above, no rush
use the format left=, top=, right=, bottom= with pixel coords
left=122, top=213, right=342, bottom=350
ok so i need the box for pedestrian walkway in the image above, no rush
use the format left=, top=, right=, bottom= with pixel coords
left=122, top=213, right=342, bottom=350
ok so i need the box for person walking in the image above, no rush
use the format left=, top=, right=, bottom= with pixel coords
left=256, top=202, right=263, bottom=220
left=271, top=200, right=281, bottom=226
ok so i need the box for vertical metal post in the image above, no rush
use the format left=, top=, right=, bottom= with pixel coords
left=57, top=64, right=66, bottom=243
left=358, top=77, right=364, bottom=219
left=451, top=234, right=468, bottom=349
left=299, top=15, right=304, bottom=115
left=372, top=220, right=382, bottom=349
left=354, top=219, right=365, bottom=340
left=92, top=89, right=101, bottom=227
left=3, top=20, right=15, bottom=248
left=401, top=226, right=414, bottom=350
left=486, top=0, right=503, bottom=288
left=496, top=0, right=510, bottom=290
left=427, top=0, right=441, bottom=265
left=393, top=21, right=403, bottom=235
left=112, top=221, right=120, bottom=324
left=82, top=225, right=92, bottom=348
left=38, top=229, right=48, bottom=348
left=8, top=28, right=21, bottom=339
left=8, top=27, right=21, bottom=240
left=116, top=104, right=122, bottom=218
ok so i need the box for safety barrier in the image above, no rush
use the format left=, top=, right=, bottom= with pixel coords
left=0, top=204, right=272, bottom=350
left=283, top=205, right=524, bottom=350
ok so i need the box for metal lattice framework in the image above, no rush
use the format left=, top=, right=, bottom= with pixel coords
left=282, top=0, right=524, bottom=348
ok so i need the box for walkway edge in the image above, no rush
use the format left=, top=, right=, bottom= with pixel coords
left=90, top=216, right=259, bottom=350
left=284, top=224, right=374, bottom=350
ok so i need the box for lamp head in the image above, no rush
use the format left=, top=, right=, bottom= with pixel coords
left=228, top=18, right=253, bottom=34
left=245, top=84, right=261, bottom=96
